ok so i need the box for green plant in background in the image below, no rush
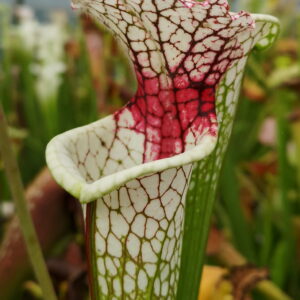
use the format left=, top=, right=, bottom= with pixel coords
left=0, top=103, right=57, bottom=300
left=46, top=0, right=279, bottom=299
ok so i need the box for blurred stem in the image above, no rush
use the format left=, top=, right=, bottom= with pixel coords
left=291, top=121, right=300, bottom=186
left=257, top=282, right=293, bottom=300
left=273, top=91, right=295, bottom=287
left=221, top=155, right=256, bottom=262
left=0, top=103, right=57, bottom=300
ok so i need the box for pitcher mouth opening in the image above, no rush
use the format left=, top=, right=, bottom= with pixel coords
left=46, top=116, right=217, bottom=204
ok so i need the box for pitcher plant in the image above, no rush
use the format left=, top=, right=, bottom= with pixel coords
left=46, top=0, right=279, bottom=299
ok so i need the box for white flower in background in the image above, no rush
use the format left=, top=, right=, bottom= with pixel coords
left=15, top=4, right=34, bottom=20
left=16, top=6, right=68, bottom=102
left=31, top=20, right=68, bottom=101
left=15, top=6, right=38, bottom=52
left=31, top=62, right=66, bottom=101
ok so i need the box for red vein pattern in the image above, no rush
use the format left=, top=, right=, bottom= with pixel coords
left=76, top=0, right=254, bottom=162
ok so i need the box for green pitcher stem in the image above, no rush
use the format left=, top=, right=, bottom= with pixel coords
left=0, top=103, right=57, bottom=300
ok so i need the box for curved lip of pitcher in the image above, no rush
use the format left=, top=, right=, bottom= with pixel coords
left=46, top=116, right=217, bottom=204
left=251, top=14, right=278, bottom=23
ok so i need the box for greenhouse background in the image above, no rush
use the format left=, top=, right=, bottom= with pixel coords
left=0, top=0, right=299, bottom=299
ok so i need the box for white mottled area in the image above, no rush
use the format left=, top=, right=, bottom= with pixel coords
left=65, top=113, right=146, bottom=183
left=94, top=165, right=192, bottom=298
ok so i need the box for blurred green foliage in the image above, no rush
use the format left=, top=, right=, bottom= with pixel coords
left=0, top=0, right=299, bottom=299
left=219, top=0, right=300, bottom=298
